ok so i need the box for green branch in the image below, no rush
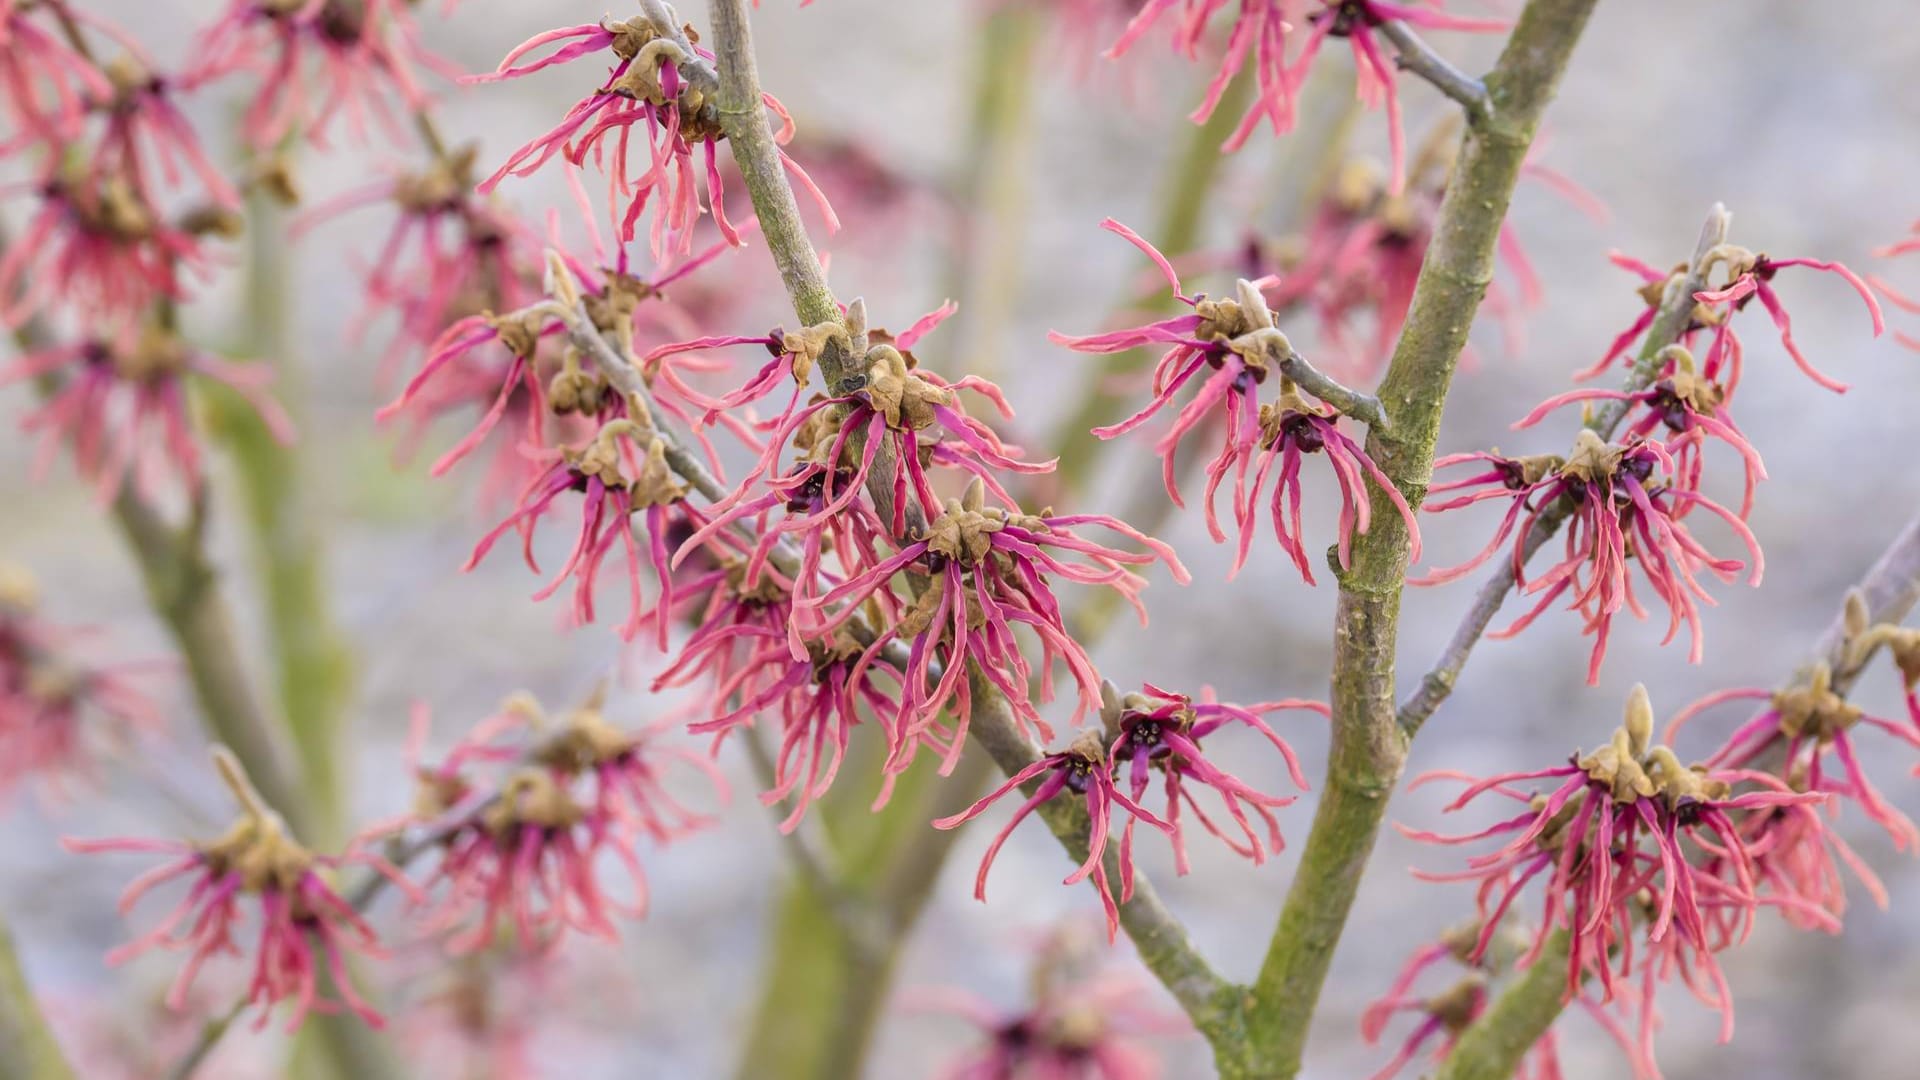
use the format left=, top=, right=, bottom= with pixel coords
left=1241, top=1, right=1601, bottom=1074
left=0, top=917, right=73, bottom=1080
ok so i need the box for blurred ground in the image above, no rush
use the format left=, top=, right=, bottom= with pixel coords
left=4, top=1, right=1920, bottom=1077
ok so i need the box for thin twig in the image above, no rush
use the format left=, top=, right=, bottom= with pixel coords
left=1397, top=204, right=1732, bottom=737
left=1379, top=21, right=1490, bottom=115
left=1272, top=338, right=1390, bottom=430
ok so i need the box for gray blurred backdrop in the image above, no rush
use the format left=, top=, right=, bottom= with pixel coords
left=4, top=1, right=1920, bottom=1077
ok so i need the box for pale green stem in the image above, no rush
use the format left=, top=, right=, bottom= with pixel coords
left=0, top=917, right=74, bottom=1080
left=1241, top=2, right=1601, bottom=1075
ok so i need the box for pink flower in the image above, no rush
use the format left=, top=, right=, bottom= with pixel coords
left=679, top=616, right=900, bottom=830
left=1288, top=3, right=1507, bottom=192
left=1054, top=220, right=1412, bottom=580
left=810, top=479, right=1186, bottom=780
left=64, top=749, right=418, bottom=1031
left=0, top=166, right=206, bottom=327
left=914, top=921, right=1189, bottom=1079
left=935, top=729, right=1174, bottom=939
left=1412, top=433, right=1762, bottom=683
left=0, top=566, right=163, bottom=798
left=1229, top=389, right=1418, bottom=582
left=1691, top=249, right=1883, bottom=394
left=1403, top=687, right=1829, bottom=1071
left=1663, top=662, right=1920, bottom=856
left=87, top=47, right=242, bottom=210
left=1869, top=221, right=1920, bottom=351
left=0, top=1, right=113, bottom=151
left=1360, top=929, right=1574, bottom=1080
left=1108, top=0, right=1294, bottom=153
left=1512, top=345, right=1765, bottom=519
left=736, top=308, right=1048, bottom=542
left=1246, top=148, right=1593, bottom=379
left=402, top=691, right=724, bottom=952
left=187, top=0, right=452, bottom=150
left=470, top=16, right=834, bottom=261
left=1, top=327, right=295, bottom=501
left=463, top=419, right=691, bottom=648
left=292, top=148, right=549, bottom=385
left=1103, top=683, right=1319, bottom=875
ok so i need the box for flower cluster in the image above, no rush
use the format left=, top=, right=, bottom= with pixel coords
left=1404, top=686, right=1831, bottom=1073
left=917, top=920, right=1189, bottom=1080
left=375, top=689, right=724, bottom=954
left=1108, top=1, right=1504, bottom=185
left=0, top=1, right=295, bottom=498
left=936, top=684, right=1317, bottom=936
left=1052, top=220, right=1415, bottom=583
left=0, top=561, right=160, bottom=797
left=1238, top=140, right=1603, bottom=380
left=471, top=15, right=834, bottom=261
left=66, top=748, right=420, bottom=1030
left=1416, top=428, right=1762, bottom=682
left=1581, top=243, right=1883, bottom=395
left=187, top=0, right=456, bottom=151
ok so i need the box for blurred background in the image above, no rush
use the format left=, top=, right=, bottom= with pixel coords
left=4, top=0, right=1920, bottom=1076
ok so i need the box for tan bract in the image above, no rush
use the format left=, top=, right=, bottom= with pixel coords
left=1574, top=684, right=1730, bottom=810
left=1770, top=662, right=1863, bottom=745
left=1558, top=429, right=1627, bottom=485
left=863, top=344, right=952, bottom=431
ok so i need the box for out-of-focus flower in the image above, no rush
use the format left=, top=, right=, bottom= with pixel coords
left=385, top=690, right=722, bottom=954
left=0, top=164, right=207, bottom=327
left=65, top=748, right=419, bottom=1031
left=187, top=0, right=453, bottom=151
left=2, top=324, right=295, bottom=501
left=913, top=920, right=1190, bottom=1079
left=0, top=562, right=163, bottom=797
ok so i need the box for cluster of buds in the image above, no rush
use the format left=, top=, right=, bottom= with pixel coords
left=1666, top=594, right=1920, bottom=867
left=936, top=682, right=1317, bottom=937
left=378, top=689, right=723, bottom=955
left=1053, top=220, right=1416, bottom=583
left=1410, top=230, right=1881, bottom=684
left=65, top=748, right=420, bottom=1030
left=0, top=561, right=160, bottom=796
left=1405, top=686, right=1831, bottom=1074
